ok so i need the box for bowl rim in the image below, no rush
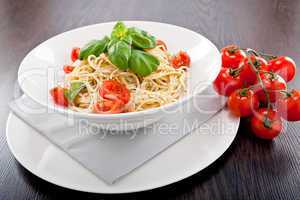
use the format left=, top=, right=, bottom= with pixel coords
left=18, top=20, right=221, bottom=119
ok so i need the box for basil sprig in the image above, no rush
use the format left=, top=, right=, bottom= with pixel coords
left=79, top=36, right=110, bottom=60
left=128, top=27, right=156, bottom=49
left=108, top=40, right=131, bottom=70
left=66, top=82, right=85, bottom=102
left=78, top=21, right=160, bottom=76
left=129, top=49, right=159, bottom=76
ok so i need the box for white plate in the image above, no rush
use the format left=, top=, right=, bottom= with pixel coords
left=17, top=21, right=221, bottom=131
left=6, top=109, right=239, bottom=194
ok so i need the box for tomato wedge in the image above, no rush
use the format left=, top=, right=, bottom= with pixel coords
left=99, top=80, right=130, bottom=104
left=171, top=51, right=191, bottom=68
left=71, top=47, right=80, bottom=62
left=93, top=99, right=125, bottom=114
left=50, top=86, right=68, bottom=107
left=63, top=65, right=74, bottom=74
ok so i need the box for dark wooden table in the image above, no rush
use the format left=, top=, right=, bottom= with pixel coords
left=0, top=0, right=299, bottom=199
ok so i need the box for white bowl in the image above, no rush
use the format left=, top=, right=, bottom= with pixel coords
left=18, top=21, right=221, bottom=131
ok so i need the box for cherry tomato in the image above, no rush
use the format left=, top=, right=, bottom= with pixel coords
left=239, top=56, right=268, bottom=86
left=255, top=74, right=286, bottom=103
left=99, top=80, right=130, bottom=104
left=213, top=67, right=243, bottom=96
left=277, top=89, right=300, bottom=121
left=251, top=108, right=282, bottom=140
left=221, top=45, right=246, bottom=68
left=268, top=56, right=296, bottom=82
left=156, top=39, right=167, bottom=51
left=171, top=51, right=191, bottom=68
left=71, top=47, right=80, bottom=62
left=63, top=65, right=74, bottom=74
left=50, top=86, right=68, bottom=107
left=227, top=89, right=259, bottom=117
left=93, top=99, right=125, bottom=114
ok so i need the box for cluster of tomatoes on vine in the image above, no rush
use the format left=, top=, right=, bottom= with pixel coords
left=213, top=45, right=300, bottom=140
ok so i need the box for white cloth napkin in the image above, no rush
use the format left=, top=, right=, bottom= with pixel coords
left=9, top=86, right=225, bottom=184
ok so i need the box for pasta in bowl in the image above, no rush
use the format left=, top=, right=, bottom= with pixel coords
left=18, top=21, right=221, bottom=130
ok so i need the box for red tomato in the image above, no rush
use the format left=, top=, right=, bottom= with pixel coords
left=277, top=89, right=300, bottom=121
left=156, top=39, right=167, bottom=51
left=171, top=51, right=191, bottom=68
left=71, top=47, right=80, bottom=62
left=213, top=68, right=243, bottom=96
left=255, top=75, right=286, bottom=103
left=227, top=89, right=259, bottom=117
left=221, top=45, right=246, bottom=68
left=50, top=87, right=68, bottom=107
left=239, top=56, right=268, bottom=86
left=99, top=80, right=130, bottom=104
left=251, top=108, right=282, bottom=140
left=268, top=56, right=296, bottom=82
left=93, top=99, right=125, bottom=114
left=63, top=65, right=74, bottom=74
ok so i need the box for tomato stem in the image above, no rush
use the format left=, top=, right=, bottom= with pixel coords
left=258, top=70, right=277, bottom=80
left=263, top=116, right=272, bottom=129
left=244, top=52, right=272, bottom=112
left=239, top=88, right=249, bottom=97
left=242, top=48, right=277, bottom=61
left=280, top=90, right=292, bottom=98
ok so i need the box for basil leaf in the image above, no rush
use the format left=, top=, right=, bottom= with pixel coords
left=67, top=82, right=85, bottom=101
left=129, top=49, right=159, bottom=76
left=108, top=40, right=131, bottom=70
left=111, top=21, right=128, bottom=40
left=79, top=36, right=110, bottom=60
left=128, top=27, right=156, bottom=49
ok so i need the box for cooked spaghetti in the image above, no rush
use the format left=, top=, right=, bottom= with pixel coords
left=66, top=46, right=187, bottom=112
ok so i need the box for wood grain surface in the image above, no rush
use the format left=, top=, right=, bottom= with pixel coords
left=0, top=0, right=299, bottom=199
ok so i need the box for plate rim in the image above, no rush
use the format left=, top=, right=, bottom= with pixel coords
left=6, top=111, right=240, bottom=194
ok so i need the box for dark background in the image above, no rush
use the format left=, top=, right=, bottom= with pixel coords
left=0, top=0, right=299, bottom=199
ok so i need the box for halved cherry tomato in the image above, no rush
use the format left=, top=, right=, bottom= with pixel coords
left=277, top=89, right=300, bottom=121
left=221, top=45, right=246, bottom=68
left=213, top=67, right=243, bottom=96
left=50, top=86, right=68, bottom=107
left=227, top=89, right=259, bottom=117
left=268, top=56, right=296, bottom=82
left=156, top=39, right=167, bottom=51
left=93, top=99, right=125, bottom=114
left=251, top=108, right=282, bottom=140
left=63, top=65, right=74, bottom=74
left=255, top=74, right=286, bottom=103
left=171, top=51, right=191, bottom=68
left=239, top=56, right=268, bottom=86
left=99, top=80, right=130, bottom=104
left=71, top=47, right=80, bottom=62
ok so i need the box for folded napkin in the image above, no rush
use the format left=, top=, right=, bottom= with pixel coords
left=9, top=86, right=225, bottom=184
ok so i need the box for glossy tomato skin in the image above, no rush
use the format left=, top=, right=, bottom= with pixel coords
left=213, top=68, right=243, bottom=96
left=71, top=47, right=80, bottom=62
left=268, top=56, right=296, bottom=82
left=50, top=87, right=68, bottom=107
left=251, top=108, right=282, bottom=140
left=255, top=75, right=286, bottom=103
left=277, top=89, right=300, bottom=121
left=63, top=65, right=74, bottom=74
left=227, top=89, right=259, bottom=117
left=99, top=80, right=130, bottom=104
left=239, top=56, right=268, bottom=86
left=156, top=39, right=167, bottom=51
left=171, top=51, right=191, bottom=68
left=93, top=99, right=125, bottom=114
left=221, top=45, right=246, bottom=68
